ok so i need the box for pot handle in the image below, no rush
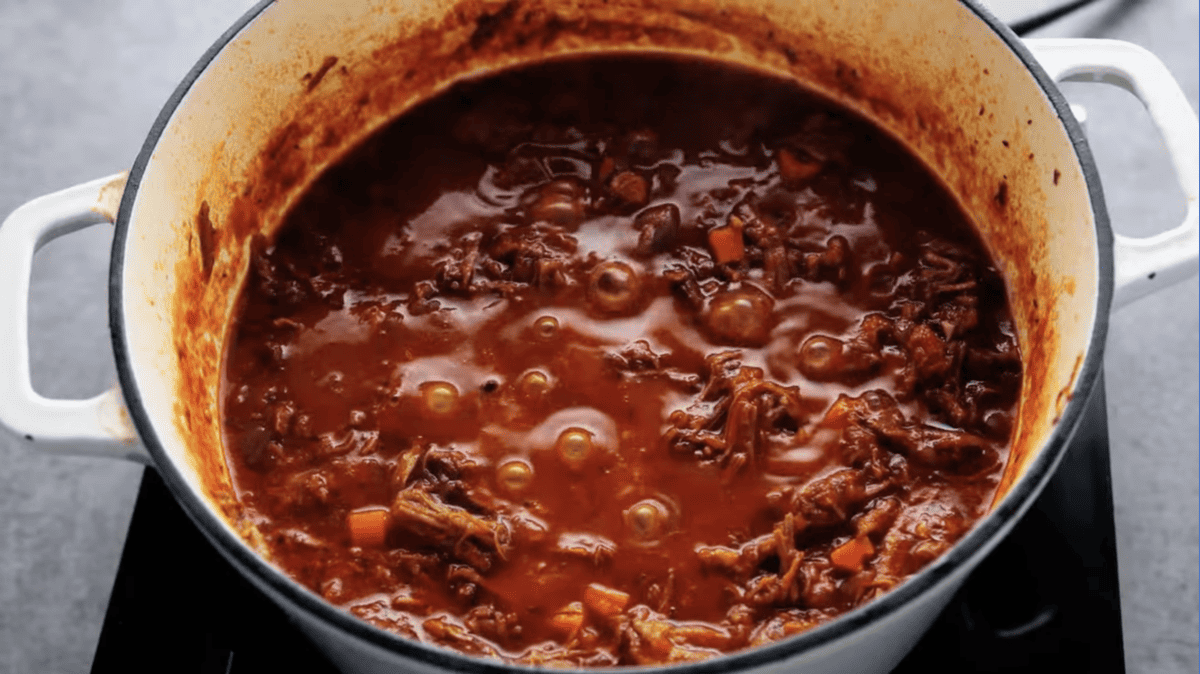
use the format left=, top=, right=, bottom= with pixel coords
left=0, top=174, right=150, bottom=464
left=1025, top=38, right=1199, bottom=310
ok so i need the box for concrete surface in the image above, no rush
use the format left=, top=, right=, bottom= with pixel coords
left=0, top=1, right=1194, bottom=672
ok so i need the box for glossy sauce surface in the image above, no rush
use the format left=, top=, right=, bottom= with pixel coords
left=222, top=56, right=1021, bottom=666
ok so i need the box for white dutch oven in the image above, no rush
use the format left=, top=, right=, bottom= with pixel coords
left=0, top=0, right=1196, bottom=672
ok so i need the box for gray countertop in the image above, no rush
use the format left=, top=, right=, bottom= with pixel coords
left=0, top=1, right=1194, bottom=672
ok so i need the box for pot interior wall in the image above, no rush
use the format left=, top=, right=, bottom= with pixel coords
left=119, top=0, right=1099, bottom=587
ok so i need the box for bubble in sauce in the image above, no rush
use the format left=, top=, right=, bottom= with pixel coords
left=555, top=428, right=595, bottom=471
left=624, top=498, right=671, bottom=541
left=704, top=286, right=774, bottom=346
left=497, top=459, right=535, bottom=495
left=420, top=381, right=460, bottom=418
left=799, top=335, right=844, bottom=380
left=588, top=260, right=641, bottom=314
left=519, top=370, right=553, bottom=398
left=534, top=315, right=560, bottom=340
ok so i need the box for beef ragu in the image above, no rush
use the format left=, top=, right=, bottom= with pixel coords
left=221, top=55, right=1021, bottom=666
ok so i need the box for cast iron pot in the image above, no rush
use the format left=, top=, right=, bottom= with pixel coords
left=1, top=0, right=1196, bottom=672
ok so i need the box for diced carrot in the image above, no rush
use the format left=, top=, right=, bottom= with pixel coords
left=830, top=535, right=875, bottom=573
left=708, top=226, right=745, bottom=264
left=347, top=508, right=391, bottom=548
left=777, top=148, right=823, bottom=183
left=549, top=601, right=586, bottom=636
left=584, top=583, right=631, bottom=618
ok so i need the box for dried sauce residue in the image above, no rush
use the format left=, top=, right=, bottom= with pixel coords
left=196, top=200, right=216, bottom=281
left=304, top=56, right=340, bottom=93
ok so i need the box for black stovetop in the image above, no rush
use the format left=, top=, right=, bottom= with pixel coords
left=90, top=375, right=1124, bottom=674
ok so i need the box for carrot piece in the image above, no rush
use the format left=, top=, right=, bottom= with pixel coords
left=830, top=535, right=875, bottom=573
left=708, top=226, right=745, bottom=264
left=778, top=148, right=823, bottom=183
left=549, top=601, right=586, bottom=636
left=584, top=583, right=631, bottom=618
left=347, top=508, right=391, bottom=548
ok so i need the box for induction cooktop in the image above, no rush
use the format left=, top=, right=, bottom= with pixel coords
left=89, top=375, right=1124, bottom=674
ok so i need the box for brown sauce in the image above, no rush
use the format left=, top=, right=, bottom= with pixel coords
left=222, top=54, right=1021, bottom=666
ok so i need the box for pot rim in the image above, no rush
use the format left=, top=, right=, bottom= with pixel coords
left=108, top=0, right=1114, bottom=670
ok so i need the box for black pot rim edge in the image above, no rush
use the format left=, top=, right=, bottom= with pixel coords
left=108, top=1, right=1114, bottom=671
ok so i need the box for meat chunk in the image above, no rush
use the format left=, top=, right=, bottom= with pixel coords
left=665, top=352, right=803, bottom=475
left=390, top=488, right=510, bottom=561
left=622, top=606, right=730, bottom=665
left=608, top=170, right=649, bottom=206
left=797, top=560, right=840, bottom=608
left=882, top=424, right=992, bottom=470
left=742, top=551, right=805, bottom=608
left=799, top=234, right=853, bottom=283
left=874, top=493, right=973, bottom=581
left=791, top=468, right=870, bottom=528
left=904, top=323, right=955, bottom=380
left=931, top=294, right=979, bottom=340
left=747, top=610, right=829, bottom=648
left=554, top=532, right=617, bottom=566
left=825, top=389, right=995, bottom=470
left=422, top=616, right=503, bottom=658
left=463, top=604, right=523, bottom=644
left=696, top=533, right=776, bottom=577
left=525, top=178, right=588, bottom=227
left=434, top=231, right=483, bottom=294
left=488, top=221, right=580, bottom=289
left=855, top=497, right=902, bottom=538
left=633, top=203, right=680, bottom=256
left=605, top=340, right=662, bottom=373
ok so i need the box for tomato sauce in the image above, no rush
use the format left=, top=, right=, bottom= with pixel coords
left=222, top=54, right=1021, bottom=666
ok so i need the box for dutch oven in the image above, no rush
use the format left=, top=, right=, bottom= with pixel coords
left=0, top=0, right=1195, bottom=672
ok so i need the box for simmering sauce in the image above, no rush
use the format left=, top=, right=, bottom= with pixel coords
left=222, top=55, right=1021, bottom=666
